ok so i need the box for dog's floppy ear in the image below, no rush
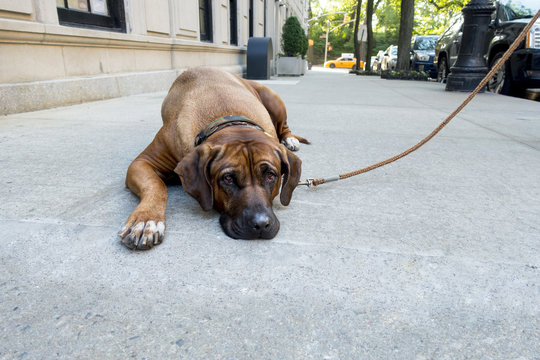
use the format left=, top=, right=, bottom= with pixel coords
left=174, top=145, right=222, bottom=211
left=277, top=144, right=302, bottom=206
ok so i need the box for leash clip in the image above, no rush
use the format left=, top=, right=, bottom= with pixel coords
left=298, top=178, right=315, bottom=187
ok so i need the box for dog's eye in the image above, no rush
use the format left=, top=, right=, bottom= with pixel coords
left=265, top=172, right=276, bottom=183
left=223, top=174, right=234, bottom=185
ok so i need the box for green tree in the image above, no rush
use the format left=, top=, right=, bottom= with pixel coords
left=373, top=0, right=464, bottom=54
left=396, top=0, right=415, bottom=70
left=353, top=0, right=364, bottom=69
left=309, top=0, right=358, bottom=63
left=374, top=0, right=400, bottom=40
left=309, top=0, right=465, bottom=64
left=415, top=0, right=466, bottom=34
left=365, top=0, right=375, bottom=70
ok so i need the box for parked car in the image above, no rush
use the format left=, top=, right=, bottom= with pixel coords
left=435, top=0, right=540, bottom=95
left=324, top=56, right=357, bottom=69
left=435, top=14, right=463, bottom=82
left=410, top=35, right=439, bottom=78
left=380, top=45, right=398, bottom=71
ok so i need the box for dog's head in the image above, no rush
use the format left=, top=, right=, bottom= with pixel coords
left=175, top=139, right=301, bottom=239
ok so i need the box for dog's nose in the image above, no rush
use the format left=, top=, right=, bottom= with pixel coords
left=220, top=210, right=279, bottom=239
left=251, top=213, right=270, bottom=231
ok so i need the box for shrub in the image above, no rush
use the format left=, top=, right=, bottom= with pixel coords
left=380, top=70, right=428, bottom=80
left=281, top=16, right=308, bottom=58
left=350, top=70, right=380, bottom=76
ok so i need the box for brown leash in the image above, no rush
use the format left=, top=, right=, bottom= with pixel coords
left=299, top=10, right=540, bottom=188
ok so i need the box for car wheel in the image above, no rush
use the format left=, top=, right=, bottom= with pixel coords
left=437, top=56, right=449, bottom=83
left=487, top=51, right=514, bottom=95
left=329, top=63, right=336, bottom=69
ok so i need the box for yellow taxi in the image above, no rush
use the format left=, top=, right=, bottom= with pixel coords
left=324, top=54, right=360, bottom=69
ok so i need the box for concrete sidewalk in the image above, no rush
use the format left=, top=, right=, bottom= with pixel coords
left=1, top=68, right=538, bottom=359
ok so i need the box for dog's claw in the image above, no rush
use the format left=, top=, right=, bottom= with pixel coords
left=119, top=220, right=165, bottom=251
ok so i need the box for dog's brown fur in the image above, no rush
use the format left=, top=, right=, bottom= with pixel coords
left=119, top=67, right=308, bottom=250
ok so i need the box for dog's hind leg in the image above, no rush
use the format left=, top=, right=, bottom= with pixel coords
left=245, top=80, right=310, bottom=151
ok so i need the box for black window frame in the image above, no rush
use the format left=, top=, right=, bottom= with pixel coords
left=229, top=0, right=237, bottom=45
left=248, top=0, right=253, bottom=38
left=57, top=0, right=126, bottom=33
left=263, top=0, right=266, bottom=37
left=199, top=0, right=213, bottom=42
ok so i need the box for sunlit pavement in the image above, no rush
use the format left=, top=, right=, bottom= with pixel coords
left=311, top=64, right=351, bottom=73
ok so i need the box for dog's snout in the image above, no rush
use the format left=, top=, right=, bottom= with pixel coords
left=251, top=213, right=271, bottom=231
left=220, top=207, right=279, bottom=240
left=245, top=210, right=278, bottom=239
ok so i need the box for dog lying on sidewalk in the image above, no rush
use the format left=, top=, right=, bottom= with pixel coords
left=119, top=67, right=309, bottom=250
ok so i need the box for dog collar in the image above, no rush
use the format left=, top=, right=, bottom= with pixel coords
left=194, top=115, right=272, bottom=146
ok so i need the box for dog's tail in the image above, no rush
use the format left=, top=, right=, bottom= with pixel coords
left=292, top=134, right=311, bottom=145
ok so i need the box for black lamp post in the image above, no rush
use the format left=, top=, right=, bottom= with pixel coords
left=445, top=0, right=496, bottom=92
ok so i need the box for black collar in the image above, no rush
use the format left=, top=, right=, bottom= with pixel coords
left=194, top=115, right=271, bottom=146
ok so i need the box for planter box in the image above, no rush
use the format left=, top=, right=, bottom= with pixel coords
left=276, top=57, right=304, bottom=76
left=380, top=70, right=428, bottom=81
left=351, top=70, right=379, bottom=76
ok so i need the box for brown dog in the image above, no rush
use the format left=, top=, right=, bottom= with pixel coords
left=119, top=67, right=309, bottom=250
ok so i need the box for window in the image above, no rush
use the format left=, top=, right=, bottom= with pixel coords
left=248, top=0, right=253, bottom=38
left=229, top=0, right=237, bottom=45
left=263, top=0, right=267, bottom=37
left=199, top=0, right=213, bottom=42
left=56, top=0, right=126, bottom=32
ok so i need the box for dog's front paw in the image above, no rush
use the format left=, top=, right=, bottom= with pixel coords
left=282, top=137, right=300, bottom=151
left=118, top=218, right=165, bottom=251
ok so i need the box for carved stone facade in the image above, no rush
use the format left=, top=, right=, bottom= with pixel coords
left=0, top=0, right=308, bottom=114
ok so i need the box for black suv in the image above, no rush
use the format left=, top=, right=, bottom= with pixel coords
left=410, top=35, right=439, bottom=78
left=435, top=0, right=539, bottom=95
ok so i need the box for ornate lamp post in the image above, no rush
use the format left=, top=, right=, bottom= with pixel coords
left=445, top=0, right=496, bottom=92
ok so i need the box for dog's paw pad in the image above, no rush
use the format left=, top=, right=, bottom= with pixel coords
left=120, top=220, right=165, bottom=250
left=282, top=137, right=300, bottom=151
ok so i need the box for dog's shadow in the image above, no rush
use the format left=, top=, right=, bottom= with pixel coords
left=163, top=176, right=220, bottom=232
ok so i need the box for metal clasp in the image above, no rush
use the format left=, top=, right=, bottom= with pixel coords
left=298, top=178, right=315, bottom=187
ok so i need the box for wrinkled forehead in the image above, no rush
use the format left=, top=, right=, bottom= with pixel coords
left=213, top=141, right=281, bottom=173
